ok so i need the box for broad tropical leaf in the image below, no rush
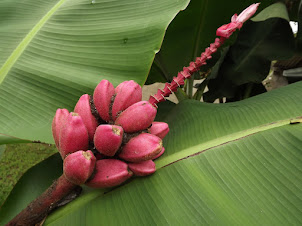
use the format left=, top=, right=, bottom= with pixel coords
left=0, top=0, right=189, bottom=144
left=1, top=82, right=301, bottom=225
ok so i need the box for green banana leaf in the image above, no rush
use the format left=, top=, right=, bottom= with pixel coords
left=0, top=0, right=189, bottom=144
left=1, top=81, right=301, bottom=225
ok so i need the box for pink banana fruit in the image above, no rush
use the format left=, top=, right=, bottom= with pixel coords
left=119, top=133, right=162, bottom=162
left=112, top=80, right=142, bottom=120
left=94, top=125, right=124, bottom=156
left=52, top=108, right=69, bottom=148
left=86, top=159, right=132, bottom=188
left=93, top=80, right=115, bottom=122
left=74, top=94, right=98, bottom=141
left=149, top=122, right=169, bottom=139
left=128, top=160, right=156, bottom=176
left=115, top=101, right=157, bottom=133
left=63, top=150, right=96, bottom=185
left=59, top=113, right=89, bottom=158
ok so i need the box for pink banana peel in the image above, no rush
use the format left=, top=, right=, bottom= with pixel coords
left=86, top=159, right=132, bottom=188
left=94, top=125, right=124, bottom=156
left=93, top=80, right=115, bottom=122
left=128, top=160, right=156, bottom=176
left=119, top=133, right=162, bottom=162
left=52, top=108, right=69, bottom=148
left=112, top=80, right=142, bottom=120
left=115, top=101, right=157, bottom=133
left=149, top=122, right=169, bottom=139
left=74, top=94, right=98, bottom=141
left=152, top=147, right=165, bottom=160
left=63, top=150, right=96, bottom=185
left=59, top=113, right=89, bottom=159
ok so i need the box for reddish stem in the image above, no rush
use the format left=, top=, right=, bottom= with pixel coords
left=7, top=175, right=76, bottom=226
left=148, top=3, right=260, bottom=107
left=148, top=37, right=226, bottom=106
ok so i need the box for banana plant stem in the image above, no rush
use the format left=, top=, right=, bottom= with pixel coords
left=7, top=175, right=77, bottom=226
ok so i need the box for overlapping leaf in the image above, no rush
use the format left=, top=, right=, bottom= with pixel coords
left=1, top=82, right=301, bottom=225
left=0, top=0, right=190, bottom=144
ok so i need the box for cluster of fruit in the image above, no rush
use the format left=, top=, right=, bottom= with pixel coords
left=52, top=80, right=169, bottom=188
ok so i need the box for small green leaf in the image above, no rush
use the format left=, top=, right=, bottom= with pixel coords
left=252, top=2, right=290, bottom=21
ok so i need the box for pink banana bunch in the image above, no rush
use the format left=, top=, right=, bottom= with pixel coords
left=52, top=80, right=169, bottom=188
left=8, top=4, right=261, bottom=226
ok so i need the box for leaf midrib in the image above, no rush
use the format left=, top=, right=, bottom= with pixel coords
left=0, top=0, right=66, bottom=85
left=156, top=116, right=301, bottom=168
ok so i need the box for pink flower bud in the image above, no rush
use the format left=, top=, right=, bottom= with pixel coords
left=59, top=113, right=89, bottom=158
left=236, top=3, right=260, bottom=24
left=52, top=108, right=69, bottom=148
left=112, top=80, right=142, bottom=120
left=93, top=80, right=115, bottom=122
left=74, top=94, right=98, bottom=141
left=149, top=122, right=169, bottom=139
left=216, top=22, right=240, bottom=38
left=115, top=101, right=157, bottom=133
left=119, top=133, right=162, bottom=162
left=86, top=159, right=132, bottom=188
left=216, top=3, right=260, bottom=38
left=128, top=160, right=156, bottom=176
left=94, top=125, right=124, bottom=156
left=63, top=150, right=96, bottom=185
left=152, top=147, right=165, bottom=160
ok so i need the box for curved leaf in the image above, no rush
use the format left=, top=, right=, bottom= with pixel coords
left=0, top=0, right=190, bottom=144
left=2, top=82, right=301, bottom=225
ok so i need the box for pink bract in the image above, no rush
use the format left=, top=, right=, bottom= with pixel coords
left=236, top=3, right=260, bottom=23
